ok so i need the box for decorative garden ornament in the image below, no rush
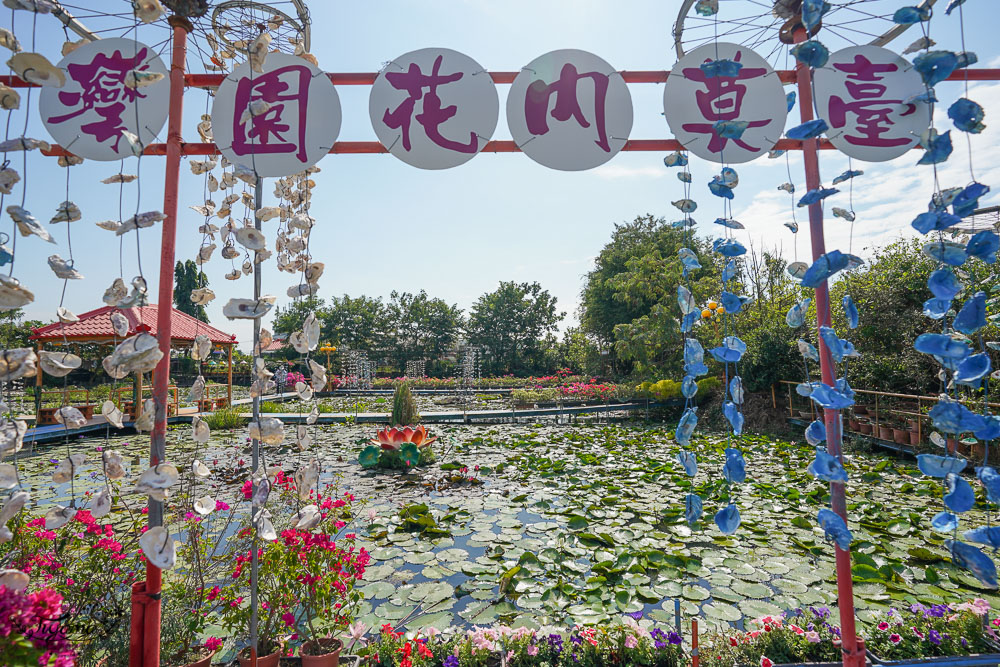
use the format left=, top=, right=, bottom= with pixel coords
left=49, top=201, right=80, bottom=223
left=188, top=375, right=206, bottom=403
left=0, top=490, right=27, bottom=541
left=0, top=569, right=28, bottom=592
left=191, top=459, right=210, bottom=478
left=117, top=211, right=166, bottom=236
left=190, top=287, right=215, bottom=305
left=108, top=333, right=163, bottom=374
left=192, top=416, right=210, bottom=443
left=135, top=462, right=179, bottom=501
left=249, top=417, right=285, bottom=445
left=370, top=425, right=437, bottom=451
left=0, top=348, right=35, bottom=382
left=7, top=52, right=64, bottom=87
left=91, top=487, right=112, bottom=519
left=139, top=526, right=176, bottom=569
left=134, top=400, right=155, bottom=433
left=223, top=296, right=276, bottom=320
left=44, top=505, right=76, bottom=530
left=193, top=495, right=215, bottom=516
left=55, top=406, right=86, bottom=429
left=294, top=382, right=313, bottom=401
left=0, top=464, right=16, bottom=489
left=52, top=454, right=85, bottom=483
left=7, top=205, right=55, bottom=243
left=295, top=504, right=322, bottom=530
left=294, top=459, right=319, bottom=501
left=39, top=350, right=81, bottom=377
left=0, top=420, right=26, bottom=459
left=102, top=450, right=126, bottom=479
left=56, top=306, right=78, bottom=323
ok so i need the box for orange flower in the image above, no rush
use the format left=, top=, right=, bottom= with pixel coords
left=369, top=425, right=438, bottom=451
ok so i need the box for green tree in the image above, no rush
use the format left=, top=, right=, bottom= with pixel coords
left=466, top=281, right=564, bottom=375
left=579, top=215, right=723, bottom=378
left=0, top=309, right=42, bottom=350
left=561, top=326, right=603, bottom=376
left=386, top=291, right=464, bottom=373
left=173, top=260, right=208, bottom=322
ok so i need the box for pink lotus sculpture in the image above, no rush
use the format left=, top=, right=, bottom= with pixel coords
left=370, top=425, right=437, bottom=451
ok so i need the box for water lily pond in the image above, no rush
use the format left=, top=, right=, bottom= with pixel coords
left=16, top=422, right=998, bottom=634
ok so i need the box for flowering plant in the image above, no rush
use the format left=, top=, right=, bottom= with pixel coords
left=360, top=619, right=685, bottom=667
left=702, top=609, right=841, bottom=667
left=0, top=485, right=145, bottom=664
left=867, top=600, right=998, bottom=660
left=217, top=472, right=370, bottom=658
left=0, top=585, right=75, bottom=667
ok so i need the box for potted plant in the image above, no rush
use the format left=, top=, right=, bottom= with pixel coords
left=892, top=425, right=909, bottom=445
left=878, top=424, right=894, bottom=441
left=866, top=600, right=1000, bottom=664
left=858, top=420, right=873, bottom=436
left=701, top=608, right=844, bottom=667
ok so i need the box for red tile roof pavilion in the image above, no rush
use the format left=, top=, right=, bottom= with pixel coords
left=30, top=304, right=237, bottom=346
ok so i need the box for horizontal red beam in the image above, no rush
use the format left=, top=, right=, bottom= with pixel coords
left=5, top=68, right=999, bottom=89
left=39, top=137, right=843, bottom=157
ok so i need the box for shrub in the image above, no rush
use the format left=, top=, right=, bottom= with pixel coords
left=638, top=377, right=721, bottom=402
left=259, top=400, right=283, bottom=413
left=390, top=382, right=419, bottom=427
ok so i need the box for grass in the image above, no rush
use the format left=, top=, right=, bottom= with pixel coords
left=202, top=405, right=246, bottom=430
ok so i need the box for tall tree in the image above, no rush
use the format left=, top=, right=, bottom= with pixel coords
left=173, top=260, right=209, bottom=322
left=386, top=290, right=464, bottom=371
left=466, top=281, right=564, bottom=375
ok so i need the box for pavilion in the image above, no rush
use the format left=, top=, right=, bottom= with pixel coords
left=30, top=304, right=237, bottom=423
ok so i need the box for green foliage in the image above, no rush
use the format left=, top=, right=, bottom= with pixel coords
left=358, top=445, right=381, bottom=468
left=202, top=405, right=246, bottom=430
left=259, top=400, right=283, bottom=413
left=397, top=503, right=451, bottom=537
left=390, top=383, right=419, bottom=427
left=561, top=326, right=604, bottom=376
left=173, top=260, right=209, bottom=323
left=636, top=376, right=721, bottom=401
left=0, top=309, right=43, bottom=350
left=466, top=281, right=565, bottom=375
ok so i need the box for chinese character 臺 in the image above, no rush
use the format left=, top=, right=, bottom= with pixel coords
left=232, top=65, right=312, bottom=162
left=524, top=63, right=611, bottom=151
left=680, top=51, right=770, bottom=154
left=382, top=55, right=477, bottom=154
left=827, top=54, right=914, bottom=148
left=46, top=47, right=150, bottom=151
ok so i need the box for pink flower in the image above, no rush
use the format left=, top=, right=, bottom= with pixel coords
left=790, top=624, right=804, bottom=635
left=204, top=637, right=222, bottom=652
left=625, top=634, right=638, bottom=649
left=890, top=634, right=902, bottom=644
left=282, top=612, right=295, bottom=627
left=878, top=622, right=890, bottom=631
left=912, top=627, right=925, bottom=639
left=805, top=632, right=820, bottom=644
left=761, top=656, right=774, bottom=667
left=527, top=644, right=539, bottom=656
left=215, top=500, right=230, bottom=511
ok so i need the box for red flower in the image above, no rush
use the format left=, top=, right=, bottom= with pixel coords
left=761, top=657, right=773, bottom=667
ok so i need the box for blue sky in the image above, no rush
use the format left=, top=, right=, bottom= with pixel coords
left=5, top=1, right=999, bottom=351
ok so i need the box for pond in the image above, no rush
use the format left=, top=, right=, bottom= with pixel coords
left=11, top=421, right=996, bottom=635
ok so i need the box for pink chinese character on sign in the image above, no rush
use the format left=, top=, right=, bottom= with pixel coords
left=827, top=54, right=914, bottom=147
left=382, top=55, right=477, bottom=154
left=46, top=47, right=150, bottom=151
left=680, top=51, right=770, bottom=154
left=524, top=64, right=611, bottom=151
left=232, top=65, right=311, bottom=162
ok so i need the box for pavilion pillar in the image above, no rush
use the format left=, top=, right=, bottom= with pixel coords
left=34, top=341, right=42, bottom=422
left=227, top=344, right=233, bottom=407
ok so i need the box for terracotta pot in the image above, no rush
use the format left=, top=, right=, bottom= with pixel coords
left=909, top=430, right=920, bottom=446
left=972, top=441, right=987, bottom=462
left=848, top=419, right=859, bottom=431
left=892, top=428, right=908, bottom=445
left=878, top=426, right=893, bottom=440
left=180, top=649, right=216, bottom=667
left=859, top=423, right=873, bottom=435
left=853, top=406, right=868, bottom=416
left=239, top=649, right=281, bottom=667
left=301, top=638, right=342, bottom=667
left=906, top=419, right=918, bottom=430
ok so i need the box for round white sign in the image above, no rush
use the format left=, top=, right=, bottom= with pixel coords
left=814, top=45, right=929, bottom=162
left=664, top=42, right=786, bottom=164
left=370, top=48, right=498, bottom=170
left=212, top=53, right=341, bottom=178
left=39, top=38, right=169, bottom=161
left=507, top=49, right=633, bottom=171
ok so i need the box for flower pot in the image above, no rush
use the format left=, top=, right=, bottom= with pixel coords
left=859, top=422, right=873, bottom=435
left=867, top=648, right=1000, bottom=666
left=853, top=406, right=868, bottom=416
left=179, top=649, right=216, bottom=667
left=909, top=430, right=920, bottom=446
left=878, top=426, right=893, bottom=440
left=301, top=638, right=342, bottom=667
left=239, top=648, right=281, bottom=667
left=972, top=441, right=987, bottom=462
left=848, top=419, right=859, bottom=431
left=906, top=419, right=917, bottom=430
left=892, top=428, right=908, bottom=445
left=798, top=410, right=812, bottom=419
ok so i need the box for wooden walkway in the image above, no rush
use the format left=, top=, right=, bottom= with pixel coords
left=19, top=399, right=666, bottom=444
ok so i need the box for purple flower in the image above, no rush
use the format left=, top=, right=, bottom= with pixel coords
left=962, top=638, right=969, bottom=648
left=911, top=603, right=928, bottom=614
left=548, top=634, right=563, bottom=655
left=668, top=632, right=683, bottom=645
left=812, top=606, right=831, bottom=619
left=444, top=657, right=459, bottom=667
left=571, top=635, right=583, bottom=646
left=929, top=630, right=942, bottom=645
left=628, top=611, right=644, bottom=620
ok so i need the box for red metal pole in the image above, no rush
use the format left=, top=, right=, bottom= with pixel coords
left=137, top=15, right=190, bottom=667
left=793, top=29, right=863, bottom=667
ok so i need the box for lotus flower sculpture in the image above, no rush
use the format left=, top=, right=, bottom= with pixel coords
left=369, top=425, right=437, bottom=451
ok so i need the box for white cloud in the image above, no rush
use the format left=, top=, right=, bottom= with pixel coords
left=592, top=164, right=665, bottom=180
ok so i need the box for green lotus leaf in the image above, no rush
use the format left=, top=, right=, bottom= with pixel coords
left=359, top=445, right=381, bottom=468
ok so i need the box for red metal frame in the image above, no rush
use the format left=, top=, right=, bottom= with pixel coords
left=6, top=44, right=997, bottom=667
